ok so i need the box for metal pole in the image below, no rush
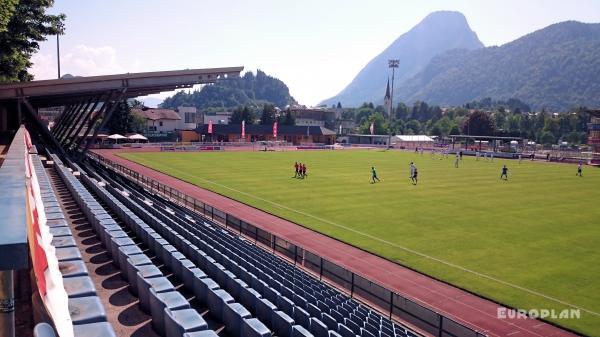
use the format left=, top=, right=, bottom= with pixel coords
left=0, top=271, right=15, bottom=337
left=57, top=34, right=61, bottom=79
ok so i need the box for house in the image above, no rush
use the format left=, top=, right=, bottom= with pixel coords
left=196, top=124, right=336, bottom=145
left=133, top=108, right=181, bottom=136
left=176, top=106, right=200, bottom=130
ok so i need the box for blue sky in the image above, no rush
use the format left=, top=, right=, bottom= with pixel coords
left=31, top=0, right=600, bottom=106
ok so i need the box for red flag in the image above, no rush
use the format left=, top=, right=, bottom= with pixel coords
left=273, top=122, right=278, bottom=138
left=369, top=122, right=374, bottom=135
left=241, top=120, right=245, bottom=140
left=208, top=120, right=213, bottom=134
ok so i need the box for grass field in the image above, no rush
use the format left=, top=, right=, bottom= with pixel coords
left=119, top=149, right=600, bottom=335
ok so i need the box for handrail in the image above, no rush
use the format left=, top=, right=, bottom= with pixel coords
left=86, top=151, right=487, bottom=337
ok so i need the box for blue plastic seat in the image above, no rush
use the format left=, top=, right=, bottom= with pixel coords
left=193, top=276, right=219, bottom=306
left=240, top=287, right=262, bottom=314
left=33, top=322, right=55, bottom=337
left=241, top=318, right=271, bottom=337
left=273, top=310, right=295, bottom=337
left=59, top=260, right=89, bottom=278
left=164, top=308, right=208, bottom=337
left=337, top=324, right=356, bottom=337
left=206, top=288, right=234, bottom=321
left=293, top=306, right=311, bottom=329
left=277, top=295, right=295, bottom=317
left=223, top=302, right=251, bottom=337
left=183, top=331, right=219, bottom=337
left=292, top=325, right=314, bottom=337
left=130, top=263, right=162, bottom=296
left=137, top=276, right=174, bottom=313
left=68, top=296, right=107, bottom=324
left=63, top=276, right=96, bottom=298
left=72, top=322, right=117, bottom=337
left=150, top=289, right=190, bottom=335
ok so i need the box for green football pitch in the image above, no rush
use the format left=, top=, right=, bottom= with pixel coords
left=119, top=149, right=600, bottom=335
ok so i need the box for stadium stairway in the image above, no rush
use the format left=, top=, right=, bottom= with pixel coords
left=30, top=152, right=116, bottom=337
left=45, top=152, right=230, bottom=337
left=83, top=157, right=421, bottom=337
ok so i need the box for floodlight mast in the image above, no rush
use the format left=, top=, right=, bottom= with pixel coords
left=388, top=59, right=399, bottom=148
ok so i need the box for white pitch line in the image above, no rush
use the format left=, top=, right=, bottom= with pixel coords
left=145, top=162, right=600, bottom=318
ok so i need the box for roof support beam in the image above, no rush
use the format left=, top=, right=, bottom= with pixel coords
left=58, top=97, right=93, bottom=144
left=64, top=93, right=103, bottom=151
left=72, top=91, right=116, bottom=152
left=55, top=100, right=86, bottom=141
left=79, top=88, right=127, bottom=160
left=20, top=97, right=67, bottom=158
left=52, top=102, right=79, bottom=136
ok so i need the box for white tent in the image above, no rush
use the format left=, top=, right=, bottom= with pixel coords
left=127, top=134, right=148, bottom=141
left=107, top=134, right=126, bottom=143
left=392, top=135, right=434, bottom=149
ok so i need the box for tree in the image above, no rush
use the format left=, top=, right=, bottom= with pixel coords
left=405, top=119, right=421, bottom=134
left=462, top=111, right=495, bottom=136
left=336, top=102, right=342, bottom=109
left=540, top=131, right=555, bottom=145
left=230, top=105, right=255, bottom=124
left=129, top=99, right=145, bottom=109
left=359, top=113, right=387, bottom=135
left=566, top=131, right=582, bottom=145
left=279, top=109, right=295, bottom=125
left=259, top=104, right=276, bottom=125
left=0, top=0, right=65, bottom=82
left=106, top=101, right=132, bottom=135
left=0, top=0, right=18, bottom=32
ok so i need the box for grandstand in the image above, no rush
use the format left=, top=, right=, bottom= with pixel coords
left=0, top=70, right=582, bottom=337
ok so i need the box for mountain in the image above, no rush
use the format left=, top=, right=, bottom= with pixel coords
left=320, top=11, right=483, bottom=107
left=396, top=21, right=600, bottom=111
left=160, top=70, right=296, bottom=110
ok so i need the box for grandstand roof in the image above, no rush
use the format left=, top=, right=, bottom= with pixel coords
left=0, top=67, right=243, bottom=107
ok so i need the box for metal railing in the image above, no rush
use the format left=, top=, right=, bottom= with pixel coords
left=87, top=151, right=487, bottom=337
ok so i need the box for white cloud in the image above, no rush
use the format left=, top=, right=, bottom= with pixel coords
left=30, top=44, right=139, bottom=80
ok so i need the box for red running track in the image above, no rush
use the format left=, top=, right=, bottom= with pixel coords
left=95, top=149, right=577, bottom=337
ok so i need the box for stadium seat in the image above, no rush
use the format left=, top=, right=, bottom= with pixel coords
left=164, top=308, right=208, bottom=337
left=193, top=276, right=219, bottom=306
left=137, top=276, right=175, bottom=313
left=294, top=306, right=311, bottom=328
left=72, top=322, right=117, bottom=337
left=58, top=260, right=89, bottom=278
left=130, top=263, right=162, bottom=296
left=273, top=310, right=295, bottom=337
left=68, top=296, right=107, bottom=324
left=240, top=287, right=262, bottom=313
left=309, top=317, right=329, bottom=337
left=337, top=323, right=357, bottom=337
left=149, top=289, right=190, bottom=335
left=183, top=331, right=219, bottom=337
left=241, top=318, right=271, bottom=337
left=292, top=325, right=315, bottom=337
left=206, top=288, right=235, bottom=321
left=63, top=276, right=97, bottom=298
left=55, top=247, right=82, bottom=262
left=33, top=323, right=55, bottom=337
left=223, top=302, right=252, bottom=337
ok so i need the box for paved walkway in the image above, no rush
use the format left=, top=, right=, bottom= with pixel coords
left=95, top=149, right=578, bottom=337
